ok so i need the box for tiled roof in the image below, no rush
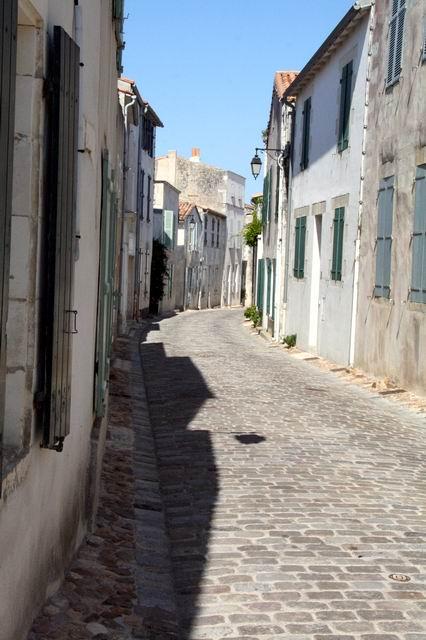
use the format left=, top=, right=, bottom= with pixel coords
left=178, top=201, right=198, bottom=222
left=274, top=71, right=299, bottom=100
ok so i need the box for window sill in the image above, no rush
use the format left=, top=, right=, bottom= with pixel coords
left=406, top=300, right=426, bottom=312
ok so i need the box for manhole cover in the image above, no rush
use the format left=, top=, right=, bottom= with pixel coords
left=389, top=574, right=411, bottom=582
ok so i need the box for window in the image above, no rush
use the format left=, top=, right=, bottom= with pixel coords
left=147, top=175, right=151, bottom=221
left=142, top=116, right=154, bottom=156
left=275, top=164, right=280, bottom=219
left=204, top=218, right=208, bottom=246
left=293, top=216, right=306, bottom=279
left=338, top=60, right=353, bottom=152
left=217, top=220, right=220, bottom=247
left=411, top=165, right=426, bottom=303
left=387, top=0, right=406, bottom=87
left=331, top=207, right=345, bottom=281
left=300, top=97, right=311, bottom=170
left=262, top=171, right=270, bottom=224
left=374, top=177, right=394, bottom=298
left=211, top=217, right=215, bottom=246
left=140, top=169, right=145, bottom=220
left=163, top=210, right=174, bottom=250
left=257, top=258, right=264, bottom=310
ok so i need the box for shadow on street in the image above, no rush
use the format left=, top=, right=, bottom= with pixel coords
left=140, top=321, right=218, bottom=638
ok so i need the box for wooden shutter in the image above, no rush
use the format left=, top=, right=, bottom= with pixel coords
left=374, top=177, right=394, bottom=298
left=300, top=97, right=311, bottom=170
left=331, top=208, right=345, bottom=281
left=43, top=27, right=80, bottom=450
left=95, top=153, right=117, bottom=417
left=338, top=61, right=353, bottom=152
left=163, top=210, right=174, bottom=249
left=257, top=258, right=264, bottom=311
left=0, top=0, right=17, bottom=475
left=262, top=174, right=269, bottom=225
left=266, top=260, right=272, bottom=315
left=293, top=216, right=306, bottom=279
left=411, top=166, right=426, bottom=303
left=275, top=164, right=280, bottom=219
left=387, top=0, right=405, bottom=86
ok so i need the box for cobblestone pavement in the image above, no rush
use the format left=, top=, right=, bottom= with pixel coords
left=28, top=334, right=178, bottom=640
left=141, top=309, right=426, bottom=640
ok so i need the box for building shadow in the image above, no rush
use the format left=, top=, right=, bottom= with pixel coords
left=139, top=325, right=218, bottom=639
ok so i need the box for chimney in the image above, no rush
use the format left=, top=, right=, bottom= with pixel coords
left=190, top=147, right=201, bottom=162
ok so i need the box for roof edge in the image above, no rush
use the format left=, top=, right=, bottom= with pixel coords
left=282, top=2, right=372, bottom=100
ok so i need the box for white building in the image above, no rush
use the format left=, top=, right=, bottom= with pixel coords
left=118, top=78, right=163, bottom=327
left=0, top=1, right=124, bottom=638
left=283, top=1, right=372, bottom=364
left=153, top=180, right=180, bottom=314
left=155, top=149, right=245, bottom=307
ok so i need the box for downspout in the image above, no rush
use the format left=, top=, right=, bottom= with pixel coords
left=349, top=3, right=374, bottom=366
left=118, top=94, right=137, bottom=332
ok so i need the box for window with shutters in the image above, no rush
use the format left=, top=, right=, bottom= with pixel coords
left=411, top=165, right=426, bottom=303
left=374, top=177, right=394, bottom=298
left=262, top=172, right=270, bottom=225
left=300, top=97, right=311, bottom=170
left=338, top=60, right=353, bottom=152
left=0, top=0, right=17, bottom=471
left=331, top=208, right=345, bottom=281
left=163, top=210, right=174, bottom=250
left=147, top=175, right=151, bottom=221
left=294, top=216, right=306, bottom=279
left=142, top=116, right=154, bottom=156
left=217, top=219, right=220, bottom=247
left=275, top=164, right=280, bottom=219
left=42, top=27, right=80, bottom=449
left=211, top=217, right=215, bottom=246
left=204, top=217, right=208, bottom=246
left=257, top=258, right=265, bottom=310
left=387, top=0, right=406, bottom=87
left=266, top=260, right=272, bottom=315
left=140, top=169, right=145, bottom=220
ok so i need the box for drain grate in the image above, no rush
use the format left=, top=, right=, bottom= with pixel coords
left=389, top=574, right=411, bottom=582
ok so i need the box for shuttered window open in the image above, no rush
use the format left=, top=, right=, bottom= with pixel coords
left=300, top=97, right=311, bottom=170
left=95, top=153, right=118, bottom=417
left=374, top=177, right=394, bottom=298
left=331, top=208, right=345, bottom=281
left=163, top=210, right=174, bottom=249
left=257, top=258, right=264, bottom=311
left=42, top=27, right=80, bottom=451
left=0, top=0, right=17, bottom=476
left=411, top=165, right=426, bottom=303
left=266, top=260, right=272, bottom=316
left=294, top=216, right=306, bottom=279
left=338, top=60, right=353, bottom=152
left=387, top=0, right=406, bottom=87
left=262, top=173, right=269, bottom=225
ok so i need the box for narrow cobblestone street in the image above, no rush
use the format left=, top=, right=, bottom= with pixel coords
left=28, top=308, right=426, bottom=640
left=142, top=309, right=426, bottom=640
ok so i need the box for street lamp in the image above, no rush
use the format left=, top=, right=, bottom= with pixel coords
left=250, top=147, right=287, bottom=179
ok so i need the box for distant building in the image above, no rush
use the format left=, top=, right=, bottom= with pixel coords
left=118, top=78, right=163, bottom=326
left=156, top=149, right=245, bottom=307
left=153, top=180, right=180, bottom=314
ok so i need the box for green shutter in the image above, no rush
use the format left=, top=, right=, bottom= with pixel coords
left=95, top=153, right=116, bottom=417
left=163, top=210, right=174, bottom=249
left=275, top=164, right=280, bottom=219
left=272, top=258, right=276, bottom=320
left=293, top=216, right=306, bottom=279
left=300, top=97, right=311, bottom=170
left=411, top=165, right=426, bottom=303
left=331, top=208, right=345, bottom=281
left=374, top=177, right=394, bottom=298
left=257, top=258, right=264, bottom=310
left=262, top=174, right=269, bottom=225
left=267, top=168, right=272, bottom=222
left=266, top=260, right=272, bottom=314
left=338, top=60, right=353, bottom=152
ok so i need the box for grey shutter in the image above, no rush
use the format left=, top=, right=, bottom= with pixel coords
left=0, top=0, right=17, bottom=479
left=300, top=97, right=311, bottom=170
left=387, top=0, right=405, bottom=86
left=374, top=177, right=394, bottom=298
left=43, top=27, right=80, bottom=450
left=411, top=166, right=426, bottom=303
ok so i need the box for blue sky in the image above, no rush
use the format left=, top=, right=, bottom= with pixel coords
left=123, top=0, right=353, bottom=200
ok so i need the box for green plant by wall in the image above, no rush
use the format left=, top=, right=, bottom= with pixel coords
left=283, top=334, right=297, bottom=348
left=244, top=304, right=261, bottom=328
left=242, top=211, right=262, bottom=247
left=149, top=239, right=169, bottom=313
